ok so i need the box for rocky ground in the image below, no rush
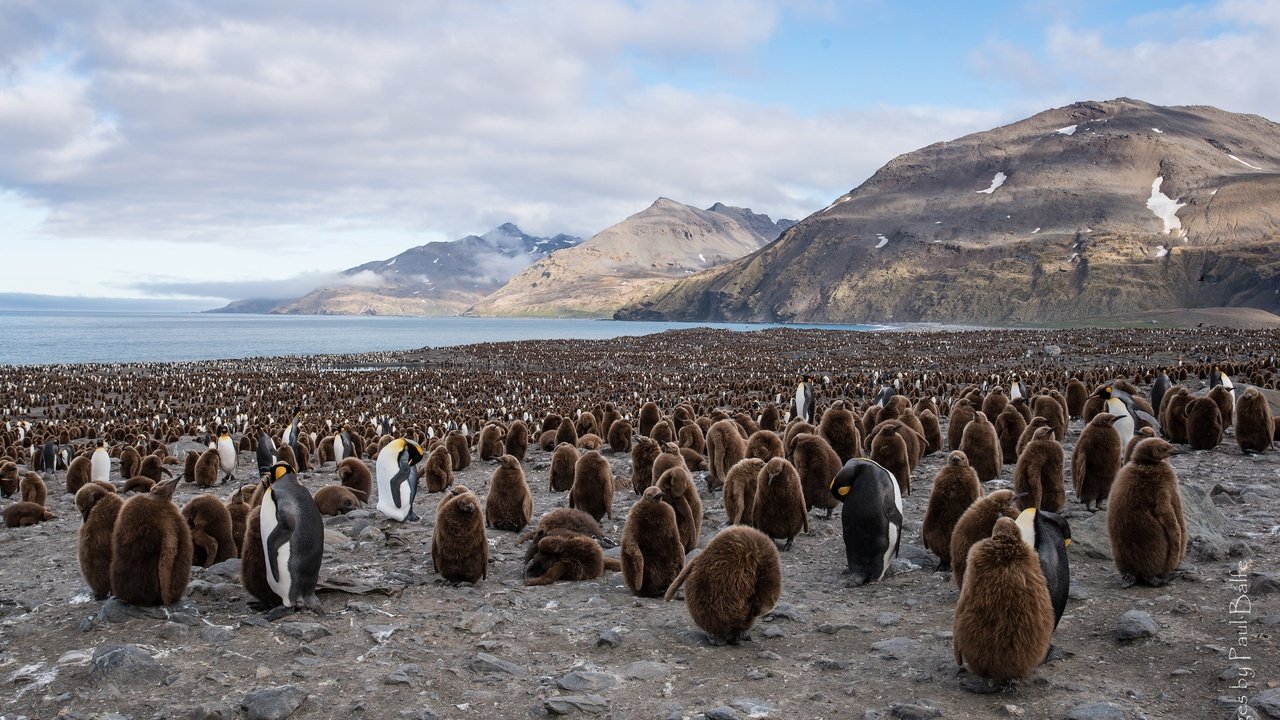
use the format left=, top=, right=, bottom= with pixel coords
left=2, top=367, right=1279, bottom=720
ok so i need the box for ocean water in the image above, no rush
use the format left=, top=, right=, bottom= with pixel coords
left=0, top=312, right=883, bottom=365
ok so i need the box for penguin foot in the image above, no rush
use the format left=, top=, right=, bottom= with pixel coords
left=301, top=594, right=325, bottom=616
left=406, top=511, right=420, bottom=522
left=1143, top=575, right=1171, bottom=587
left=262, top=605, right=296, bottom=623
left=781, top=538, right=794, bottom=552
left=825, top=508, right=833, bottom=520
left=1042, top=644, right=1072, bottom=664
left=1118, top=574, right=1138, bottom=588
left=958, top=674, right=1005, bottom=694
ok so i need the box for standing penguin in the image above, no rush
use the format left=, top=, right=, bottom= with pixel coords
left=1018, top=507, right=1072, bottom=630
left=1071, top=412, right=1125, bottom=512
left=332, top=427, right=354, bottom=465
left=485, top=455, right=533, bottom=532
left=1235, top=386, right=1276, bottom=454
left=1184, top=396, right=1223, bottom=450
left=259, top=462, right=325, bottom=614
left=922, top=451, right=982, bottom=570
left=280, top=407, right=302, bottom=461
left=950, top=489, right=1019, bottom=588
left=829, top=459, right=903, bottom=586
left=621, top=486, right=685, bottom=597
left=91, top=439, right=110, bottom=485
left=958, top=411, right=1002, bottom=482
left=375, top=438, right=425, bottom=522
left=216, top=425, right=237, bottom=483
left=1149, top=372, right=1172, bottom=423
left=1209, top=367, right=1236, bottom=426
left=255, top=429, right=277, bottom=475
left=663, top=526, right=781, bottom=645
left=751, top=458, right=808, bottom=551
left=795, top=376, right=815, bottom=424
left=1107, top=438, right=1186, bottom=587
left=1012, top=426, right=1065, bottom=513
left=109, top=479, right=192, bottom=606
left=953, top=517, right=1054, bottom=688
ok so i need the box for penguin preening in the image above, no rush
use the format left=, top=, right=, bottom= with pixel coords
left=829, top=458, right=903, bottom=587
left=1016, top=507, right=1071, bottom=630
left=376, top=438, right=425, bottom=522
left=795, top=377, right=815, bottom=424
left=1094, top=384, right=1161, bottom=450
left=259, top=462, right=324, bottom=615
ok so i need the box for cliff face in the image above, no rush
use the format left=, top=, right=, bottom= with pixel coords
left=467, top=199, right=793, bottom=318
left=617, top=99, right=1280, bottom=324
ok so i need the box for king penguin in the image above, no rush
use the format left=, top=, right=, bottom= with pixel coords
left=1094, top=384, right=1160, bottom=450
left=90, top=439, right=110, bottom=484
left=259, top=462, right=325, bottom=615
left=376, top=438, right=425, bottom=522
left=829, top=458, right=904, bottom=587
left=1016, top=507, right=1071, bottom=630
left=1009, top=376, right=1028, bottom=403
left=333, top=427, right=353, bottom=464
left=795, top=377, right=815, bottom=424
left=216, top=424, right=237, bottom=482
left=1208, top=367, right=1236, bottom=420
left=255, top=429, right=277, bottom=475
left=280, top=407, right=302, bottom=461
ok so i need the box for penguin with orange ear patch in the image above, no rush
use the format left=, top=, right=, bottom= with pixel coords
left=829, top=458, right=903, bottom=587
left=259, top=462, right=325, bottom=616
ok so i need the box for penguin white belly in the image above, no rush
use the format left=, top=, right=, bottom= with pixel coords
left=880, top=469, right=904, bottom=581
left=91, top=450, right=109, bottom=483
left=1107, top=399, right=1134, bottom=449
left=260, top=496, right=294, bottom=605
left=217, top=438, right=236, bottom=474
left=333, top=436, right=346, bottom=463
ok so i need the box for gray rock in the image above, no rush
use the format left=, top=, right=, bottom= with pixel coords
left=870, top=637, right=920, bottom=659
left=762, top=625, right=785, bottom=638
left=763, top=602, right=806, bottom=622
left=1069, top=484, right=1226, bottom=561
left=363, top=624, right=398, bottom=643
left=544, top=694, right=610, bottom=715
left=1250, top=573, right=1280, bottom=595
left=703, top=707, right=738, bottom=720
left=186, top=702, right=235, bottom=720
left=1254, top=689, right=1280, bottom=719
left=455, top=609, right=500, bottom=634
left=471, top=652, right=526, bottom=676
left=241, top=685, right=308, bottom=720
left=384, top=670, right=413, bottom=686
left=558, top=671, right=618, bottom=692
left=97, top=598, right=201, bottom=625
left=200, top=626, right=235, bottom=643
left=1064, top=702, right=1127, bottom=720
left=620, top=661, right=670, bottom=681
left=89, top=644, right=165, bottom=682
left=597, top=628, right=624, bottom=648
left=876, top=612, right=903, bottom=627
left=1115, top=610, right=1158, bottom=641
left=203, top=558, right=242, bottom=581
left=815, top=658, right=849, bottom=671
left=889, top=699, right=942, bottom=719
left=278, top=622, right=330, bottom=642
left=730, top=698, right=776, bottom=717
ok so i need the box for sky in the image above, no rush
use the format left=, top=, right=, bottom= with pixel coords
left=2, top=0, right=1279, bottom=305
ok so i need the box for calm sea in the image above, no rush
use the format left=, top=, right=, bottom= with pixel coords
left=0, top=312, right=884, bottom=365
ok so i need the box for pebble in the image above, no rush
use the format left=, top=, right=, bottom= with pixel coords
left=597, top=628, right=624, bottom=648
left=278, top=622, right=331, bottom=642
left=875, top=612, right=902, bottom=627
left=620, top=661, right=670, bottom=681
left=762, top=625, right=785, bottom=638
left=544, top=694, right=610, bottom=715
left=1250, top=573, right=1280, bottom=595
left=870, top=637, right=920, bottom=659
left=730, top=698, right=775, bottom=717
left=888, top=699, right=942, bottom=719
left=363, top=624, right=399, bottom=643
left=1064, top=702, right=1126, bottom=720
left=241, top=685, right=308, bottom=720
left=703, top=707, right=738, bottom=720
left=558, top=670, right=619, bottom=692
left=1114, top=610, right=1158, bottom=641
left=815, top=658, right=849, bottom=671
left=1254, top=689, right=1280, bottom=719
left=763, top=602, right=806, bottom=622
left=89, top=644, right=166, bottom=682
left=187, top=701, right=236, bottom=720
left=471, top=652, right=526, bottom=676
left=200, top=626, right=236, bottom=643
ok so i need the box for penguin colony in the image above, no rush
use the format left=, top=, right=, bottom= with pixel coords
left=0, top=325, right=1277, bottom=699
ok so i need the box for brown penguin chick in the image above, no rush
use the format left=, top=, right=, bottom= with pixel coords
left=1108, top=438, right=1187, bottom=587
left=621, top=486, right=686, bottom=597
left=953, top=516, right=1054, bottom=686
left=650, top=419, right=676, bottom=446
left=870, top=424, right=913, bottom=496
left=19, top=471, right=46, bottom=507
left=860, top=405, right=882, bottom=442
left=432, top=487, right=488, bottom=583
left=138, top=454, right=172, bottom=483
left=181, top=450, right=200, bottom=483
left=947, top=398, right=977, bottom=451
left=66, top=455, right=92, bottom=495
left=679, top=421, right=706, bottom=454
left=790, top=433, right=841, bottom=516
left=723, top=457, right=766, bottom=525
left=549, top=442, right=580, bottom=492
left=705, top=419, right=747, bottom=493
left=517, top=507, right=608, bottom=564
left=1159, top=387, right=1192, bottom=444
left=751, top=457, right=809, bottom=551
left=1235, top=386, right=1276, bottom=454
left=657, top=465, right=703, bottom=552
left=758, top=403, right=781, bottom=432
left=225, top=486, right=249, bottom=556
left=336, top=457, right=372, bottom=502
left=0, top=461, right=18, bottom=498
left=555, top=417, right=579, bottom=447
left=1123, top=426, right=1157, bottom=463
left=122, top=475, right=156, bottom=494
left=1015, top=416, right=1052, bottom=458
left=477, top=423, right=505, bottom=461
left=679, top=447, right=707, bottom=471
left=524, top=528, right=622, bottom=586
left=607, top=419, right=634, bottom=453
left=638, top=401, right=662, bottom=437
left=445, top=431, right=471, bottom=471
left=76, top=483, right=123, bottom=599
left=1032, top=394, right=1067, bottom=441
left=3, top=501, right=55, bottom=527
left=663, top=525, right=781, bottom=645
left=1066, top=378, right=1088, bottom=419
left=181, top=494, right=236, bottom=568
left=980, top=387, right=1008, bottom=421
left=628, top=434, right=660, bottom=493
left=745, top=430, right=784, bottom=462
left=575, top=411, right=600, bottom=438
left=538, top=429, right=558, bottom=452
left=485, top=455, right=533, bottom=532
left=1207, top=384, right=1234, bottom=430
left=422, top=445, right=454, bottom=493
left=1184, top=396, right=1223, bottom=450
left=240, top=512, right=282, bottom=608
left=504, top=420, right=529, bottom=460
left=782, top=419, right=816, bottom=458
left=818, top=401, right=861, bottom=463
left=1012, top=426, right=1065, bottom=512
left=314, top=485, right=361, bottom=516
left=993, top=405, right=1026, bottom=465
left=950, top=489, right=1019, bottom=588
left=958, top=411, right=1002, bottom=482
left=194, top=447, right=221, bottom=488
left=568, top=450, right=614, bottom=522
left=918, top=409, right=943, bottom=456
left=651, top=443, right=686, bottom=482
left=110, top=479, right=193, bottom=606
left=1009, top=396, right=1033, bottom=425
left=921, top=451, right=982, bottom=570
left=119, top=446, right=141, bottom=480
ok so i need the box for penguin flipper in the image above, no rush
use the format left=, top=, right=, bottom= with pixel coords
left=264, top=517, right=293, bottom=584
left=1132, top=409, right=1162, bottom=434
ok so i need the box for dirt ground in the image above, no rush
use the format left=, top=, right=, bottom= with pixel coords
left=1, top=337, right=1278, bottom=720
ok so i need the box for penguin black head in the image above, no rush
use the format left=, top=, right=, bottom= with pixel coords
left=1037, top=510, right=1072, bottom=548
left=262, top=461, right=296, bottom=487
left=217, top=424, right=229, bottom=436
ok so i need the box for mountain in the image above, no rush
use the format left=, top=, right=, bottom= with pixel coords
left=617, top=98, right=1280, bottom=325
left=467, top=199, right=794, bottom=318
left=214, top=224, right=581, bottom=316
